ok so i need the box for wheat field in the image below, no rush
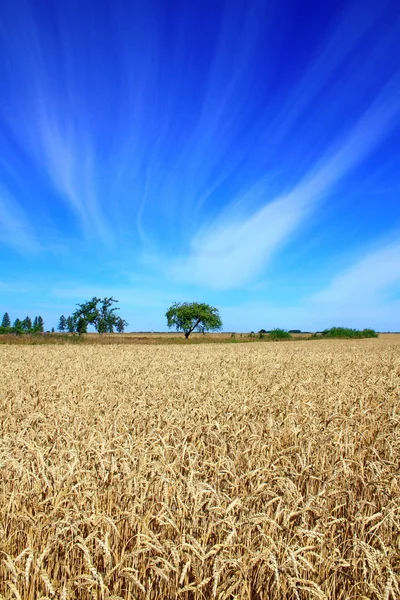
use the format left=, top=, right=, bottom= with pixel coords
left=1, top=337, right=399, bottom=599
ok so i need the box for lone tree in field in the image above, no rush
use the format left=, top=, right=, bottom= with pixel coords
left=166, top=302, right=222, bottom=339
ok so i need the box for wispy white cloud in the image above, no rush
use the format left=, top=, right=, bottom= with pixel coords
left=0, top=4, right=112, bottom=246
left=35, top=112, right=111, bottom=244
left=218, top=240, right=400, bottom=331
left=0, top=185, right=39, bottom=254
left=170, top=78, right=400, bottom=289
left=310, top=240, right=400, bottom=308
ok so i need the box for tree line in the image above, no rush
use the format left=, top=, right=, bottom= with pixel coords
left=1, top=313, right=44, bottom=334
left=57, top=297, right=128, bottom=334
left=0, top=298, right=379, bottom=339
left=0, top=299, right=220, bottom=337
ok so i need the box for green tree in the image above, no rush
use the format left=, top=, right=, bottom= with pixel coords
left=166, top=302, right=222, bottom=339
left=37, top=316, right=44, bottom=332
left=13, top=318, right=23, bottom=334
left=1, top=312, right=11, bottom=328
left=116, top=317, right=128, bottom=333
left=58, top=315, right=67, bottom=332
left=32, top=316, right=44, bottom=333
left=76, top=317, right=88, bottom=335
left=66, top=316, right=76, bottom=333
left=22, top=316, right=32, bottom=332
left=73, top=297, right=123, bottom=334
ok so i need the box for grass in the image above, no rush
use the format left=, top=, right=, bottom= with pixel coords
left=0, top=328, right=379, bottom=346
left=1, top=336, right=399, bottom=599
left=0, top=332, right=255, bottom=345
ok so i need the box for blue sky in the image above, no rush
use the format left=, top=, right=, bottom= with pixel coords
left=1, top=0, right=400, bottom=332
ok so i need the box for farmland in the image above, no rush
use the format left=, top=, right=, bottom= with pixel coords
left=1, top=337, right=399, bottom=599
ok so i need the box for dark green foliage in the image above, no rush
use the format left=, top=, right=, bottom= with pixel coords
left=259, top=329, right=268, bottom=334
left=66, top=316, right=77, bottom=333
left=13, top=318, right=23, bottom=334
left=166, top=302, right=222, bottom=339
left=72, top=297, right=127, bottom=334
left=58, top=315, right=67, bottom=332
left=32, top=316, right=44, bottom=333
left=76, top=317, right=88, bottom=335
left=360, top=328, right=379, bottom=338
left=0, top=313, right=43, bottom=334
left=0, top=312, right=12, bottom=334
left=289, top=329, right=301, bottom=333
left=22, top=316, right=32, bottom=331
left=268, top=328, right=292, bottom=340
left=1, top=312, right=11, bottom=328
left=116, top=317, right=128, bottom=333
left=321, top=327, right=378, bottom=339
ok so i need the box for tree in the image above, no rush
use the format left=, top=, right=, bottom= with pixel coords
left=166, top=302, right=222, bottom=339
left=76, top=317, right=88, bottom=335
left=58, top=315, right=67, bottom=332
left=66, top=316, right=77, bottom=333
left=13, top=318, right=23, bottom=334
left=37, top=316, right=44, bottom=332
left=72, top=297, right=124, bottom=334
left=22, top=316, right=32, bottom=332
left=2, top=312, right=11, bottom=328
left=32, top=316, right=44, bottom=333
left=116, top=317, right=128, bottom=333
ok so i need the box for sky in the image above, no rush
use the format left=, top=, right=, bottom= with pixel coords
left=1, top=0, right=400, bottom=332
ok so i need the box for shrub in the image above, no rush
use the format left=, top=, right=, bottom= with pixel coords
left=0, top=326, right=12, bottom=334
left=321, top=327, right=378, bottom=339
left=361, top=328, right=379, bottom=338
left=268, top=328, right=292, bottom=341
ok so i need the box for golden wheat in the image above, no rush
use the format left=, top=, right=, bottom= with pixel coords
left=0, top=337, right=399, bottom=599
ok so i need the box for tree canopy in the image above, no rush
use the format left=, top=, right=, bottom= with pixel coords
left=1, top=313, right=11, bottom=328
left=165, top=302, right=222, bottom=338
left=68, top=297, right=128, bottom=334
left=58, top=315, right=67, bottom=332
